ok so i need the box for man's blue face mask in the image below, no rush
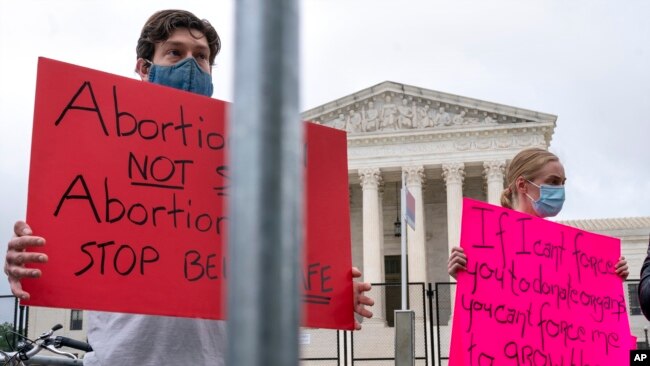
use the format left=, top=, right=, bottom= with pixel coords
left=146, top=57, right=214, bottom=97
left=526, top=180, right=565, bottom=218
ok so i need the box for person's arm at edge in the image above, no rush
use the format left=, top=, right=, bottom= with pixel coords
left=639, top=236, right=650, bottom=320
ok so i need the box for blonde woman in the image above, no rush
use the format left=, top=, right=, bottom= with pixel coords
left=447, top=147, right=629, bottom=279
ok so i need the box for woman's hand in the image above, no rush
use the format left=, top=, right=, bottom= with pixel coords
left=447, top=246, right=467, bottom=279
left=615, top=256, right=629, bottom=280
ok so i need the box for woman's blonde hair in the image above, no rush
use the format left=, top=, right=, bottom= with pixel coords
left=500, top=148, right=560, bottom=209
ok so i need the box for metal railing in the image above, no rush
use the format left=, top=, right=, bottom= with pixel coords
left=351, top=283, right=428, bottom=365
left=10, top=279, right=648, bottom=365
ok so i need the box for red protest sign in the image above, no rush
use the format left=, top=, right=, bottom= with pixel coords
left=450, top=198, right=633, bottom=365
left=24, top=57, right=354, bottom=330
left=304, top=123, right=353, bottom=329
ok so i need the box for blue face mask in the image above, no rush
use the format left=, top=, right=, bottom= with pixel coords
left=526, top=180, right=565, bottom=218
left=147, top=57, right=213, bottom=97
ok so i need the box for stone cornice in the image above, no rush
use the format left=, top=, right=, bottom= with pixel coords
left=301, top=81, right=557, bottom=125
left=346, top=120, right=554, bottom=147
left=344, top=122, right=552, bottom=171
left=558, top=217, right=650, bottom=232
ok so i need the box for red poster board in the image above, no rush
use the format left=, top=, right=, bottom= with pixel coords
left=450, top=198, right=633, bottom=365
left=24, top=57, right=354, bottom=330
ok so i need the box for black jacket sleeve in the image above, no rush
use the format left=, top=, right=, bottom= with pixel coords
left=638, top=235, right=650, bottom=320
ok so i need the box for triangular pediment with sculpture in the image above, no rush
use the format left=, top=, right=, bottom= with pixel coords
left=301, top=82, right=555, bottom=135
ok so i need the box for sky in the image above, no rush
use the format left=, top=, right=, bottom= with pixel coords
left=0, top=0, right=649, bottom=301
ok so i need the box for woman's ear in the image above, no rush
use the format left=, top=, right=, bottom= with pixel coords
left=135, top=58, right=150, bottom=81
left=514, top=176, right=528, bottom=194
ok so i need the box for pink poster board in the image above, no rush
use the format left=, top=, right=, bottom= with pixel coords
left=450, top=198, right=633, bottom=365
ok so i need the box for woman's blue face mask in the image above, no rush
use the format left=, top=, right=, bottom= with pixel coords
left=146, top=57, right=213, bottom=97
left=526, top=180, right=565, bottom=218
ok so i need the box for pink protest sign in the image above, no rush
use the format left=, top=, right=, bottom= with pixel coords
left=450, top=198, right=633, bottom=365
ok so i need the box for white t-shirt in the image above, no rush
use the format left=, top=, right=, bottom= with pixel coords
left=82, top=312, right=225, bottom=366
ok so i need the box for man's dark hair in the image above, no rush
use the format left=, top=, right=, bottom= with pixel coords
left=136, top=9, right=221, bottom=66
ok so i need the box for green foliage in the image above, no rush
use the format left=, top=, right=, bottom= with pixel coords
left=0, top=322, right=16, bottom=352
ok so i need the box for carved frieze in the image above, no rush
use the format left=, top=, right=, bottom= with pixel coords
left=313, top=92, right=505, bottom=134
left=347, top=131, right=548, bottom=160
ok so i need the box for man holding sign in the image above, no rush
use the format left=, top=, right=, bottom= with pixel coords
left=4, top=9, right=373, bottom=366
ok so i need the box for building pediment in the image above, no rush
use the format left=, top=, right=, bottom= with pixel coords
left=301, top=81, right=557, bottom=139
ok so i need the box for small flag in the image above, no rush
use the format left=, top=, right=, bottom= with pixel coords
left=406, top=189, right=415, bottom=229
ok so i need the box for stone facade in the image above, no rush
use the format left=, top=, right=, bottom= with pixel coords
left=302, top=81, right=558, bottom=286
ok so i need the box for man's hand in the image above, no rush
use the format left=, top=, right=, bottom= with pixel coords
left=4, top=221, right=48, bottom=300
left=352, top=267, right=373, bottom=330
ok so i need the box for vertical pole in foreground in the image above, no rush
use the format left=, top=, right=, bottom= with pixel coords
left=395, top=310, right=415, bottom=366
left=400, top=171, right=407, bottom=310
left=396, top=171, right=415, bottom=365
left=227, top=0, right=302, bottom=365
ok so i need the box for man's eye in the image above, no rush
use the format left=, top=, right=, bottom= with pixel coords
left=166, top=50, right=181, bottom=57
left=197, top=53, right=208, bottom=60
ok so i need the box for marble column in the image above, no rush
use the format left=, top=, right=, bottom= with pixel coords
left=358, top=168, right=383, bottom=284
left=442, top=163, right=465, bottom=255
left=377, top=182, right=386, bottom=282
left=359, top=168, right=385, bottom=325
left=442, top=162, right=465, bottom=331
left=483, top=160, right=506, bottom=205
left=403, top=165, right=427, bottom=283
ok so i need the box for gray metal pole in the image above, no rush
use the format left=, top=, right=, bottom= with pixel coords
left=227, top=0, right=302, bottom=365
left=394, top=310, right=415, bottom=366
left=401, top=171, right=407, bottom=310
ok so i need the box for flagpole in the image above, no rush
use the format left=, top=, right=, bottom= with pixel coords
left=400, top=170, right=407, bottom=310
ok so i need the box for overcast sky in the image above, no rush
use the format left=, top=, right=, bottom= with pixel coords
left=0, top=1, right=649, bottom=299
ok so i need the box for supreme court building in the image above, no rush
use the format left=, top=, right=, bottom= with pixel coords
left=24, top=81, right=650, bottom=363
left=302, top=80, right=558, bottom=287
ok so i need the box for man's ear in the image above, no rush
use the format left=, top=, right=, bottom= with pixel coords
left=135, top=58, right=150, bottom=81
